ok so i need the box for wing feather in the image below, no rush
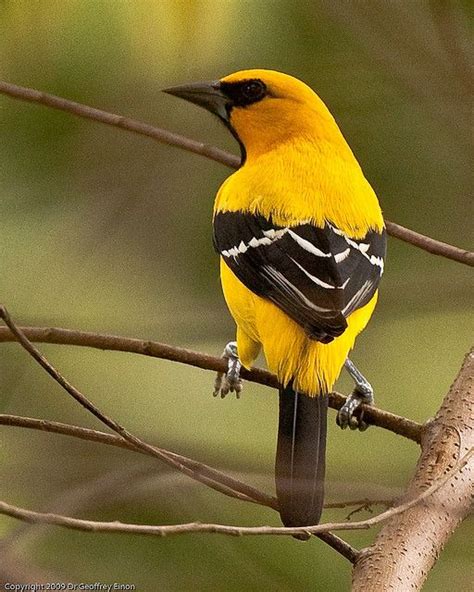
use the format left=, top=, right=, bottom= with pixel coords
left=213, top=211, right=386, bottom=343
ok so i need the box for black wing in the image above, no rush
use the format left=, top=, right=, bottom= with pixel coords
left=213, top=211, right=386, bottom=343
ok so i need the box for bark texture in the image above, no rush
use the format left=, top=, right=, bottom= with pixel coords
left=352, top=348, right=473, bottom=591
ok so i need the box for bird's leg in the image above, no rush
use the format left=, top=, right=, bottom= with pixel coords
left=213, top=341, right=243, bottom=399
left=336, top=358, right=374, bottom=431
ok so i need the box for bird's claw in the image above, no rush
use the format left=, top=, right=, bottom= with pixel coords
left=213, top=341, right=243, bottom=399
left=338, top=358, right=374, bottom=431
left=336, top=387, right=373, bottom=431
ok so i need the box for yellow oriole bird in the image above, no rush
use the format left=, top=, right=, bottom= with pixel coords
left=164, top=70, right=386, bottom=530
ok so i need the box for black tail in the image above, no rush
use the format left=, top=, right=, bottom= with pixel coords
left=275, top=383, right=328, bottom=530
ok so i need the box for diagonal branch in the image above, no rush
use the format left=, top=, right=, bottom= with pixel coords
left=384, top=221, right=473, bottom=267
left=0, top=80, right=238, bottom=169
left=0, top=413, right=392, bottom=513
left=0, top=325, right=423, bottom=443
left=0, top=413, right=277, bottom=510
left=0, top=80, right=472, bottom=267
left=0, top=305, right=354, bottom=561
left=0, top=306, right=269, bottom=506
left=0, top=412, right=393, bottom=562
left=0, top=447, right=470, bottom=538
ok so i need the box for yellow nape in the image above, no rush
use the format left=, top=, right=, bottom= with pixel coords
left=214, top=69, right=384, bottom=237
left=220, top=260, right=378, bottom=396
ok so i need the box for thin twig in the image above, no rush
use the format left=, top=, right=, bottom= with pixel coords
left=385, top=221, right=474, bottom=267
left=0, top=413, right=390, bottom=563
left=0, top=463, right=154, bottom=554
left=0, top=80, right=238, bottom=169
left=0, top=80, right=472, bottom=267
left=0, top=307, right=268, bottom=507
left=0, top=413, right=393, bottom=513
left=0, top=414, right=356, bottom=563
left=0, top=325, right=423, bottom=443
left=0, top=448, right=470, bottom=538
left=327, top=498, right=392, bottom=511
left=0, top=306, right=355, bottom=561
left=0, top=413, right=276, bottom=509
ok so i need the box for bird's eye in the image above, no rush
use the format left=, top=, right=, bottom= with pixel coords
left=241, top=80, right=266, bottom=101
left=220, top=78, right=267, bottom=107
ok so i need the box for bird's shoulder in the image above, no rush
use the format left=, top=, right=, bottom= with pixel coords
left=213, top=210, right=386, bottom=342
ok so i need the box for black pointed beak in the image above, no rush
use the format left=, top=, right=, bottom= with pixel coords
left=163, top=81, right=230, bottom=121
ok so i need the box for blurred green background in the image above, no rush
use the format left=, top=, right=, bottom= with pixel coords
left=0, top=1, right=472, bottom=590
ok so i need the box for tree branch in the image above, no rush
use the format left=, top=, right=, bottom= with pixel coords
left=1, top=72, right=470, bottom=579
left=0, top=413, right=277, bottom=510
left=0, top=80, right=472, bottom=267
left=352, top=348, right=474, bottom=591
left=0, top=80, right=238, bottom=169
left=0, top=325, right=423, bottom=443
left=2, top=413, right=389, bottom=562
left=0, top=307, right=272, bottom=508
left=0, top=306, right=354, bottom=561
left=384, top=221, right=474, bottom=267
left=0, top=413, right=393, bottom=514
left=1, top=447, right=470, bottom=539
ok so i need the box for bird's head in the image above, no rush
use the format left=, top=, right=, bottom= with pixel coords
left=164, top=69, right=340, bottom=163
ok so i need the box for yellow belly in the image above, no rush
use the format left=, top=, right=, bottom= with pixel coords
left=220, top=258, right=378, bottom=396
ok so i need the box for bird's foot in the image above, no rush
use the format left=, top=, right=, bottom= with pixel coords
left=337, top=358, right=374, bottom=430
left=336, top=386, right=373, bottom=431
left=213, top=341, right=243, bottom=399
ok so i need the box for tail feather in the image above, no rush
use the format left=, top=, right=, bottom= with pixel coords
left=275, top=383, right=328, bottom=529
